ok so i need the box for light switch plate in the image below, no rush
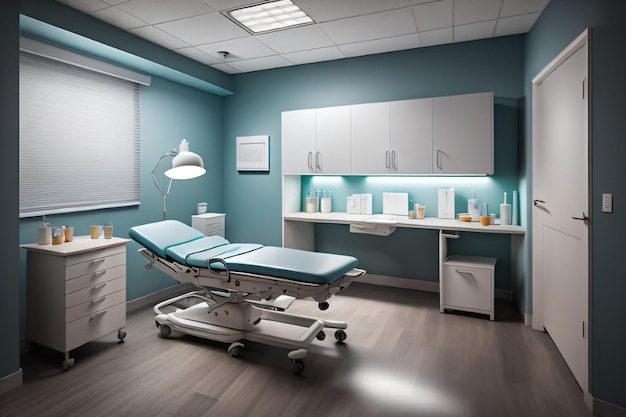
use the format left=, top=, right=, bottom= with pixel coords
left=602, top=193, right=613, bottom=213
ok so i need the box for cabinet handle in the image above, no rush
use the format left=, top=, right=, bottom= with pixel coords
left=91, top=258, right=106, bottom=264
left=436, top=150, right=443, bottom=170
left=307, top=151, right=313, bottom=171
left=90, top=310, right=107, bottom=322
left=91, top=282, right=107, bottom=292
left=385, top=151, right=390, bottom=168
left=392, top=150, right=397, bottom=170
left=91, top=296, right=106, bottom=304
left=91, top=270, right=106, bottom=280
left=315, top=151, right=321, bottom=172
left=455, top=269, right=475, bottom=278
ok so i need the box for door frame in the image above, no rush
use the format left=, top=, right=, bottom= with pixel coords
left=531, top=28, right=591, bottom=395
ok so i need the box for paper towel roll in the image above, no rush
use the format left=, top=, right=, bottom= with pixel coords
left=500, top=203, right=511, bottom=226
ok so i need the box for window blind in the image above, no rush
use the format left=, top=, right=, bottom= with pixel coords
left=19, top=50, right=142, bottom=218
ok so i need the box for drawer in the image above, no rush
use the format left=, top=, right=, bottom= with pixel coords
left=66, top=264, right=125, bottom=294
left=66, top=302, right=126, bottom=351
left=442, top=264, right=493, bottom=313
left=65, top=251, right=126, bottom=281
left=66, top=276, right=125, bottom=308
left=66, top=289, right=126, bottom=323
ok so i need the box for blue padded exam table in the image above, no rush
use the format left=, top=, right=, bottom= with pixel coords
left=129, top=220, right=365, bottom=375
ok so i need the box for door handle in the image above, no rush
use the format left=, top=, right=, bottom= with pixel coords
left=533, top=199, right=545, bottom=206
left=572, top=211, right=589, bottom=222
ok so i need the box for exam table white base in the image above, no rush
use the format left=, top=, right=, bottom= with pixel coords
left=153, top=290, right=348, bottom=375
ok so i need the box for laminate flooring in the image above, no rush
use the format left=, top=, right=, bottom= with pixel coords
left=0, top=283, right=593, bottom=417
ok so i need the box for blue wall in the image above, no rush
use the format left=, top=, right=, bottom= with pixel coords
left=524, top=0, right=626, bottom=409
left=223, top=37, right=525, bottom=292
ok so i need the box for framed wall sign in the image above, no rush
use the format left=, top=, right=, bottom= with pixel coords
left=236, top=135, right=269, bottom=171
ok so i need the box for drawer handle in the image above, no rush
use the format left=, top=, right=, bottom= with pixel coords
left=90, top=258, right=106, bottom=264
left=91, top=270, right=106, bottom=279
left=90, top=310, right=107, bottom=321
left=91, top=296, right=106, bottom=304
left=455, top=269, right=476, bottom=278
left=91, top=282, right=107, bottom=292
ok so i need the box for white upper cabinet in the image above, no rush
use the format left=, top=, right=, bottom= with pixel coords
left=282, top=106, right=350, bottom=174
left=390, top=98, right=433, bottom=174
left=315, top=106, right=351, bottom=174
left=432, top=92, right=494, bottom=175
left=282, top=108, right=316, bottom=174
left=351, top=102, right=390, bottom=175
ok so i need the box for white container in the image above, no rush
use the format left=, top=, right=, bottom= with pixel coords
left=38, top=226, right=52, bottom=245
left=500, top=204, right=511, bottom=225
left=305, top=197, right=319, bottom=213
left=197, top=202, right=208, bottom=215
left=321, top=198, right=332, bottom=213
left=468, top=198, right=480, bottom=222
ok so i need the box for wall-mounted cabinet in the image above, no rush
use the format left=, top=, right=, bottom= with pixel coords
left=433, top=92, right=494, bottom=175
left=281, top=106, right=350, bottom=175
left=281, top=91, right=493, bottom=176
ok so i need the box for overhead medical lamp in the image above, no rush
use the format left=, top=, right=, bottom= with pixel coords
left=152, top=139, right=205, bottom=220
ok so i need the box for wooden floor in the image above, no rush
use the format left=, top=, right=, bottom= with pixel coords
left=1, top=283, right=593, bottom=417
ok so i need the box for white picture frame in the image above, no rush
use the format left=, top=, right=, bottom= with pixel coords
left=236, top=135, right=269, bottom=171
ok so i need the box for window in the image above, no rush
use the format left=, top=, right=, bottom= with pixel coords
left=19, top=37, right=150, bottom=218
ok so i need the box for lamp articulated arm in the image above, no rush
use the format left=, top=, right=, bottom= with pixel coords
left=152, top=149, right=178, bottom=221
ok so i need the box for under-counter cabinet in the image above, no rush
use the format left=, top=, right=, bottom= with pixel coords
left=433, top=91, right=494, bottom=175
left=441, top=255, right=496, bottom=320
left=22, top=236, right=129, bottom=369
left=281, top=106, right=350, bottom=174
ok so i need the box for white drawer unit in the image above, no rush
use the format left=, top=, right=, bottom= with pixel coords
left=440, top=255, right=496, bottom=320
left=22, top=236, right=129, bottom=369
left=192, top=213, right=225, bottom=237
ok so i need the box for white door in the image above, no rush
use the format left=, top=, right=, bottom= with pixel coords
left=281, top=109, right=316, bottom=174
left=350, top=102, right=390, bottom=174
left=532, top=30, right=589, bottom=393
left=315, top=106, right=351, bottom=174
left=390, top=98, right=433, bottom=174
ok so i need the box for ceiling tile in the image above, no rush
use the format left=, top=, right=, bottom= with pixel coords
left=174, top=46, right=222, bottom=65
left=155, top=12, right=249, bottom=45
left=226, top=55, right=293, bottom=73
left=412, top=0, right=453, bottom=32
left=201, top=0, right=252, bottom=11
left=321, top=8, right=417, bottom=45
left=282, top=46, right=345, bottom=65
left=419, top=27, right=453, bottom=47
left=91, top=6, right=148, bottom=30
left=453, top=0, right=502, bottom=25
left=494, top=12, right=541, bottom=37
left=129, top=26, right=191, bottom=49
left=116, top=0, right=215, bottom=25
left=256, top=25, right=334, bottom=54
left=197, top=36, right=277, bottom=61
left=210, top=62, right=241, bottom=74
left=454, top=20, right=496, bottom=43
left=501, top=0, right=550, bottom=17
left=295, top=0, right=401, bottom=22
left=339, top=33, right=422, bottom=58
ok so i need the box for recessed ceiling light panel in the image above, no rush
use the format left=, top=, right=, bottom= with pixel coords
left=224, top=0, right=315, bottom=34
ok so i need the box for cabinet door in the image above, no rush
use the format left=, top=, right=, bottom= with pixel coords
left=351, top=102, right=390, bottom=174
left=282, top=109, right=316, bottom=174
left=316, top=106, right=351, bottom=174
left=433, top=92, right=493, bottom=175
left=390, top=98, right=433, bottom=174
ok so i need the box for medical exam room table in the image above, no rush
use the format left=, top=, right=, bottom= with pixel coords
left=283, top=212, right=525, bottom=320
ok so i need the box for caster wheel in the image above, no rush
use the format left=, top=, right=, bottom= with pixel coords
left=335, top=329, right=347, bottom=343
left=118, top=330, right=126, bottom=343
left=316, top=331, right=326, bottom=341
left=155, top=320, right=160, bottom=328
left=292, top=359, right=305, bottom=376
left=228, top=343, right=243, bottom=357
left=63, top=358, right=74, bottom=370
left=159, top=325, right=172, bottom=338
left=319, top=302, right=329, bottom=311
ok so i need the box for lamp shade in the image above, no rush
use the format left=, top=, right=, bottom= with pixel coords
left=164, top=139, right=206, bottom=180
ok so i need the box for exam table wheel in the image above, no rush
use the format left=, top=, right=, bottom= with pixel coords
left=159, top=324, right=172, bottom=338
left=335, top=329, right=347, bottom=343
left=63, top=358, right=74, bottom=370
left=319, top=302, right=329, bottom=311
left=292, top=359, right=305, bottom=376
left=316, top=331, right=326, bottom=341
left=228, top=342, right=244, bottom=357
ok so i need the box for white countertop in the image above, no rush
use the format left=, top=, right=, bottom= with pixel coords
left=283, top=212, right=525, bottom=235
left=20, top=235, right=130, bottom=256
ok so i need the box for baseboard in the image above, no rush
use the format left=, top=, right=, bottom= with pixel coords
left=593, top=397, right=626, bottom=417
left=126, top=282, right=195, bottom=313
left=0, top=368, right=23, bottom=396
left=356, top=274, right=512, bottom=300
